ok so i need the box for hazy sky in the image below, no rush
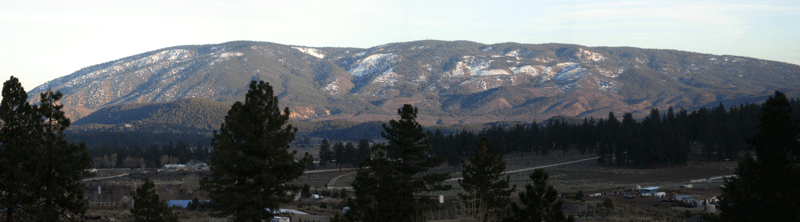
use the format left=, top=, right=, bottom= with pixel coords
left=2, top=0, right=798, bottom=92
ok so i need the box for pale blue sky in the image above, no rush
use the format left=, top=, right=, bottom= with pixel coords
left=2, top=0, right=798, bottom=92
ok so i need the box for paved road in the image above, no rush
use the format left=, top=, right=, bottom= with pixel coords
left=81, top=173, right=129, bottom=182
left=445, top=156, right=601, bottom=182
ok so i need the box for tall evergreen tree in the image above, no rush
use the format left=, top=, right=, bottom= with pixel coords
left=0, top=76, right=91, bottom=221
left=619, top=112, right=638, bottom=167
left=503, top=169, right=573, bottom=222
left=348, top=104, right=451, bottom=222
left=459, top=137, right=516, bottom=221
left=334, top=142, right=345, bottom=168
left=200, top=81, right=308, bottom=221
left=131, top=178, right=179, bottom=222
left=356, top=138, right=371, bottom=162
left=319, top=139, right=332, bottom=167
left=345, top=142, right=357, bottom=167
left=720, top=91, right=800, bottom=221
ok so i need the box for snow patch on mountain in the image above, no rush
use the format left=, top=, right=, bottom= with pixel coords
left=292, top=47, right=325, bottom=59
left=511, top=65, right=541, bottom=76
left=413, top=74, right=427, bottom=85
left=348, top=53, right=398, bottom=77
left=373, top=68, right=400, bottom=85
left=578, top=48, right=604, bottom=62
left=450, top=56, right=512, bottom=77
left=560, top=83, right=580, bottom=92
left=554, top=63, right=587, bottom=83
left=217, top=52, right=243, bottom=59
left=534, top=57, right=555, bottom=63
left=596, top=67, right=623, bottom=78
left=595, top=78, right=617, bottom=92
left=323, top=77, right=341, bottom=95
left=505, top=50, right=520, bottom=57
left=424, top=64, right=433, bottom=72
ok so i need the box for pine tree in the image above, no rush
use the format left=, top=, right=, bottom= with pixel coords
left=503, top=169, right=573, bottom=222
left=0, top=76, right=41, bottom=221
left=319, top=139, right=332, bottom=167
left=131, top=178, right=179, bottom=222
left=459, top=137, right=516, bottom=221
left=345, top=142, right=357, bottom=167
left=334, top=142, right=345, bottom=168
left=348, top=104, right=450, bottom=222
left=200, top=80, right=308, bottom=221
left=356, top=138, right=371, bottom=162
left=0, top=76, right=91, bottom=221
left=301, top=184, right=312, bottom=198
left=719, top=91, right=800, bottom=221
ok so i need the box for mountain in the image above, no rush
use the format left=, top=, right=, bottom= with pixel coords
left=28, top=40, right=800, bottom=124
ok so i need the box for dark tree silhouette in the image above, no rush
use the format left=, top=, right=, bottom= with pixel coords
left=348, top=104, right=450, bottom=222
left=720, top=91, right=800, bottom=221
left=459, top=137, right=516, bottom=221
left=131, top=178, right=178, bottom=222
left=503, top=169, right=574, bottom=222
left=201, top=81, right=308, bottom=221
left=0, top=76, right=91, bottom=221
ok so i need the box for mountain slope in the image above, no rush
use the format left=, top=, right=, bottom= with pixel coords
left=28, top=40, right=800, bottom=123
left=73, top=97, right=229, bottom=130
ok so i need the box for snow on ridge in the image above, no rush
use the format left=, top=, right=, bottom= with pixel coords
left=135, top=49, right=192, bottom=67
left=292, top=47, right=325, bottom=59
left=349, top=53, right=398, bottom=77
left=31, top=49, right=195, bottom=93
left=578, top=48, right=604, bottom=62
left=217, top=52, right=244, bottom=58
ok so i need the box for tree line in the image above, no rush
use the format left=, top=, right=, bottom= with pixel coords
left=87, top=141, right=213, bottom=168
left=428, top=100, right=799, bottom=168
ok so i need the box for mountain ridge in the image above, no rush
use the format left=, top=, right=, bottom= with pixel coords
left=27, top=40, right=800, bottom=124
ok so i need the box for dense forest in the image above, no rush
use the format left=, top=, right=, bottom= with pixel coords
left=429, top=100, right=799, bottom=168
left=84, top=96, right=800, bottom=170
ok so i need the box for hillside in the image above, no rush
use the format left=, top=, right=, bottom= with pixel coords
left=28, top=40, right=800, bottom=124
left=73, top=97, right=230, bottom=131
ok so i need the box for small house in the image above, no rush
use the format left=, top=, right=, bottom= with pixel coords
left=164, top=164, right=187, bottom=171
left=639, top=187, right=660, bottom=196
left=271, top=216, right=290, bottom=222
left=674, top=195, right=694, bottom=201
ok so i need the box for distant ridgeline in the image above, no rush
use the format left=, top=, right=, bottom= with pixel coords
left=29, top=40, right=800, bottom=126
left=78, top=96, right=800, bottom=169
